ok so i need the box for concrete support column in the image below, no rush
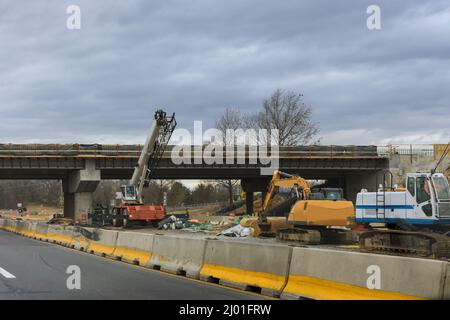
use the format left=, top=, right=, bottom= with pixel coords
left=245, top=192, right=254, bottom=215
left=63, top=159, right=100, bottom=222
left=241, top=177, right=270, bottom=215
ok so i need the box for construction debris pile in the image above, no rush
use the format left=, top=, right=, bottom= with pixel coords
left=157, top=213, right=254, bottom=237
left=155, top=213, right=293, bottom=238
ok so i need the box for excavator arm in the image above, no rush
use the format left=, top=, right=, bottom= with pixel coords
left=259, top=170, right=311, bottom=223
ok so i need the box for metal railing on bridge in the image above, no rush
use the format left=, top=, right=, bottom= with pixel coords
left=0, top=144, right=381, bottom=159
left=0, top=143, right=445, bottom=159
left=377, top=144, right=441, bottom=158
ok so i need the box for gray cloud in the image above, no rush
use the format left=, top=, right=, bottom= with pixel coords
left=0, top=0, right=449, bottom=145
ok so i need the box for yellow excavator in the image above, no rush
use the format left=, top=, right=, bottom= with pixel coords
left=257, top=170, right=355, bottom=244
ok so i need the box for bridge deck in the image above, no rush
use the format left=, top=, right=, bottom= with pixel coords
left=0, top=144, right=383, bottom=159
left=0, top=144, right=390, bottom=180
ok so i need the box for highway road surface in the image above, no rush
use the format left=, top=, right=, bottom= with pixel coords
left=0, top=229, right=264, bottom=300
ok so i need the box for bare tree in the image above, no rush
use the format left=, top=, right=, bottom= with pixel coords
left=216, top=108, right=245, bottom=144
left=253, top=89, right=319, bottom=146
left=215, top=108, right=243, bottom=204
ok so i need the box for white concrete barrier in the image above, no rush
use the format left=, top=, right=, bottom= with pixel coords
left=148, top=234, right=206, bottom=278
left=6, top=220, right=18, bottom=233
left=281, top=247, right=447, bottom=300
left=25, top=222, right=38, bottom=238
left=113, top=232, right=154, bottom=265
left=86, top=228, right=119, bottom=256
left=200, top=239, right=292, bottom=297
left=16, top=221, right=36, bottom=237
left=0, top=218, right=8, bottom=231
left=443, top=263, right=450, bottom=300
left=35, top=223, right=49, bottom=240
left=15, top=220, right=28, bottom=235
left=66, top=226, right=90, bottom=251
left=46, top=224, right=73, bottom=245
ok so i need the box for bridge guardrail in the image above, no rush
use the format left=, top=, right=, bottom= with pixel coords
left=0, top=143, right=444, bottom=159
left=0, top=144, right=382, bottom=158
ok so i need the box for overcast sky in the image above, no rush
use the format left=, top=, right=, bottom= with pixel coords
left=0, top=1, right=449, bottom=146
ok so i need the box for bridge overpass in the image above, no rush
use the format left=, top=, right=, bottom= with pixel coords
left=0, top=144, right=390, bottom=220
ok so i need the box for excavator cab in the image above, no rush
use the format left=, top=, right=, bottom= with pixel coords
left=415, top=173, right=450, bottom=221
left=356, top=172, right=450, bottom=226
left=308, top=188, right=344, bottom=201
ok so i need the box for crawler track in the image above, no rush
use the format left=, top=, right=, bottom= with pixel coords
left=359, top=229, right=450, bottom=258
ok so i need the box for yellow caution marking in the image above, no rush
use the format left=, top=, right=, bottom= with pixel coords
left=113, top=247, right=152, bottom=265
left=283, top=275, right=423, bottom=300
left=46, top=233, right=73, bottom=244
left=87, top=243, right=116, bottom=255
left=200, top=263, right=285, bottom=291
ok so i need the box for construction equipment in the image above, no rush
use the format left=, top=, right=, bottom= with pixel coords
left=356, top=141, right=450, bottom=258
left=111, top=109, right=176, bottom=227
left=356, top=171, right=450, bottom=257
left=258, top=170, right=354, bottom=243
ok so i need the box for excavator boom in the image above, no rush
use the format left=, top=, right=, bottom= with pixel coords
left=260, top=170, right=310, bottom=221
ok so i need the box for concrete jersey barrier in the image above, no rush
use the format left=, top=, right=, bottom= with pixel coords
left=35, top=223, right=49, bottom=240
left=200, top=238, right=292, bottom=297
left=8, top=220, right=19, bottom=233
left=86, top=228, right=119, bottom=256
left=15, top=220, right=27, bottom=235
left=0, top=218, right=7, bottom=231
left=13, top=220, right=24, bottom=235
left=66, top=226, right=90, bottom=250
left=23, top=221, right=37, bottom=237
left=18, top=221, right=36, bottom=237
left=282, top=247, right=448, bottom=300
left=113, top=232, right=154, bottom=265
left=2, top=217, right=450, bottom=300
left=46, top=224, right=73, bottom=245
left=148, top=234, right=206, bottom=278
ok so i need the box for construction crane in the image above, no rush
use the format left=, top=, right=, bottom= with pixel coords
left=111, top=109, right=176, bottom=227
left=258, top=170, right=354, bottom=243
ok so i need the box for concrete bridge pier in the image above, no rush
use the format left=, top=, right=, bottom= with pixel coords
left=241, top=178, right=270, bottom=215
left=62, top=159, right=100, bottom=222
